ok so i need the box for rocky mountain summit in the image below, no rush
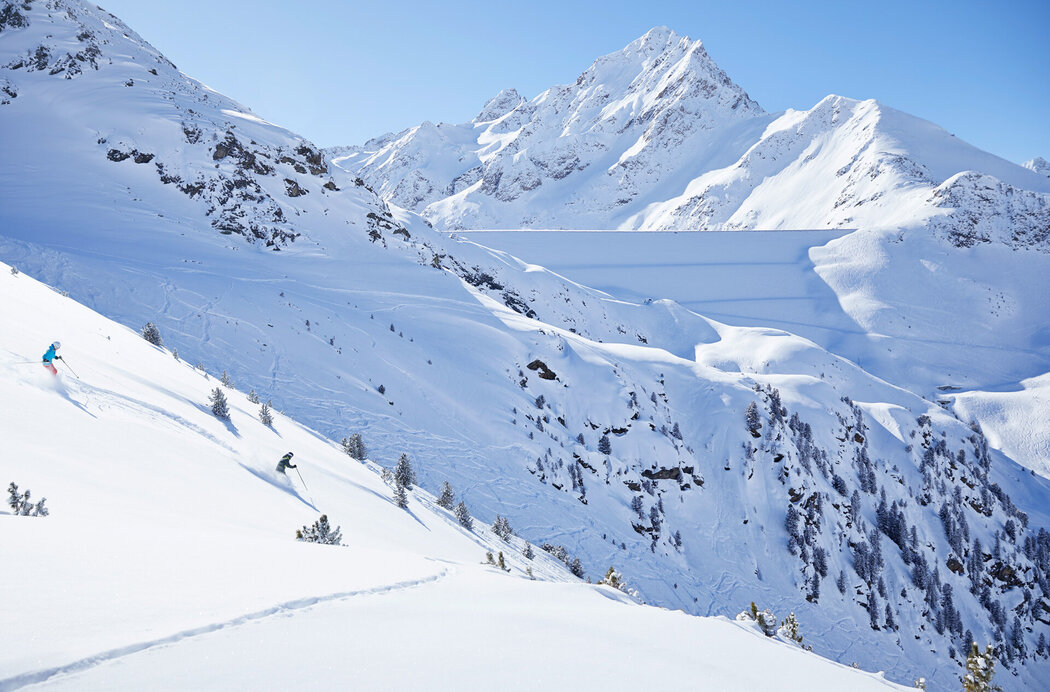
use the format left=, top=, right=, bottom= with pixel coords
left=332, top=30, right=1050, bottom=253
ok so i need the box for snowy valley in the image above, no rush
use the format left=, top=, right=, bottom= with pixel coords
left=1, top=2, right=1049, bottom=690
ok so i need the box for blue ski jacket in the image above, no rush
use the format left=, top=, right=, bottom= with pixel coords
left=42, top=345, right=57, bottom=363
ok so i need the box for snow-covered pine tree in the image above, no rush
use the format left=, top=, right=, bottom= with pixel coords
left=394, top=453, right=416, bottom=489
left=295, top=514, right=343, bottom=545
left=141, top=322, right=163, bottom=347
left=778, top=612, right=803, bottom=644
left=209, top=387, right=230, bottom=420
left=172, top=348, right=178, bottom=359
left=259, top=403, right=273, bottom=426
left=523, top=541, right=535, bottom=560
left=18, top=489, right=32, bottom=516
left=492, top=515, right=513, bottom=540
left=220, top=370, right=233, bottom=388
left=7, top=482, right=20, bottom=513
left=393, top=479, right=408, bottom=509
left=247, top=389, right=260, bottom=404
left=598, top=433, right=612, bottom=455
left=455, top=501, right=473, bottom=529
left=32, top=497, right=48, bottom=517
left=962, top=643, right=1002, bottom=692
left=745, top=401, right=762, bottom=437
left=630, top=495, right=645, bottom=520
left=341, top=433, right=366, bottom=460
left=497, top=551, right=510, bottom=571
left=599, top=566, right=625, bottom=591
left=437, top=481, right=455, bottom=509
left=569, top=557, right=585, bottom=578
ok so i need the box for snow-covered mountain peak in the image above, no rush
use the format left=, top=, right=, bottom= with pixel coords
left=474, top=87, right=526, bottom=123
left=1024, top=156, right=1050, bottom=177
left=330, top=27, right=765, bottom=229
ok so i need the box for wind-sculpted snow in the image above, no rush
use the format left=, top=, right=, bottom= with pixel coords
left=2, top=4, right=1050, bottom=690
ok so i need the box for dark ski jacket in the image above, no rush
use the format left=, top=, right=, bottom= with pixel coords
left=276, top=453, right=296, bottom=473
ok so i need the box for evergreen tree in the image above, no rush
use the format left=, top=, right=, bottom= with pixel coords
left=962, top=643, right=1002, bottom=692
left=172, top=348, right=178, bottom=360
left=394, top=453, right=416, bottom=489
left=598, top=434, right=612, bottom=456
left=569, top=557, right=585, bottom=579
left=492, top=515, right=513, bottom=541
left=259, top=402, right=273, bottom=426
left=455, top=501, right=473, bottom=530
left=630, top=495, right=645, bottom=520
left=220, top=370, right=233, bottom=388
left=436, top=481, right=455, bottom=509
left=7, top=482, right=21, bottom=513
left=523, top=541, right=535, bottom=560
left=209, top=387, right=230, bottom=420
left=393, top=479, right=408, bottom=509
left=497, top=551, right=509, bottom=571
left=296, top=514, right=342, bottom=545
left=141, top=322, right=163, bottom=347
left=341, top=433, right=367, bottom=460
left=745, top=401, right=762, bottom=436
left=599, top=566, right=626, bottom=591
left=778, top=612, right=803, bottom=644
left=247, top=389, right=260, bottom=404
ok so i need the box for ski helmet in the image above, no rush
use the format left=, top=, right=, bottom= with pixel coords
left=52, top=341, right=61, bottom=350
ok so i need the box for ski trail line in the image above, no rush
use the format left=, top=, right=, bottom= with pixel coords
left=0, top=568, right=452, bottom=691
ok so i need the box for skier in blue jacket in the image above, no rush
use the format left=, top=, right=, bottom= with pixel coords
left=42, top=341, right=62, bottom=375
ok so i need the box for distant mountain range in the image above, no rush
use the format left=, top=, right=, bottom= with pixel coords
left=330, top=27, right=1049, bottom=251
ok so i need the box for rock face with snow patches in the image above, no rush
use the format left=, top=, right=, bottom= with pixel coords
left=2, top=4, right=1050, bottom=691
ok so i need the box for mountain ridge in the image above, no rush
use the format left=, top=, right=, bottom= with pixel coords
left=329, top=29, right=1049, bottom=253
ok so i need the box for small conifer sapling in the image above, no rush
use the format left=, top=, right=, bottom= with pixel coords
left=209, top=387, right=230, bottom=420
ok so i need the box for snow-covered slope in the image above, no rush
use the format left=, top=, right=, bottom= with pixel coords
left=2, top=4, right=1050, bottom=691
left=330, top=31, right=1050, bottom=253
left=2, top=264, right=915, bottom=691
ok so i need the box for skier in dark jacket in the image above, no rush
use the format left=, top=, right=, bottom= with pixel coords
left=276, top=452, right=296, bottom=474
left=41, top=341, right=62, bottom=376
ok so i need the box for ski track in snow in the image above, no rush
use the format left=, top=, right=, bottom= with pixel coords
left=0, top=568, right=452, bottom=692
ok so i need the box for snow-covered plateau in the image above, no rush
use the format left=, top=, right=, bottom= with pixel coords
left=1, top=2, right=1048, bottom=690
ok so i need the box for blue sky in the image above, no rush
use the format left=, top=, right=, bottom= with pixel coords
left=100, top=0, right=1048, bottom=164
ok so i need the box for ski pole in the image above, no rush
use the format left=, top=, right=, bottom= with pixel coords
left=295, top=467, right=308, bottom=490
left=57, top=357, right=80, bottom=378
